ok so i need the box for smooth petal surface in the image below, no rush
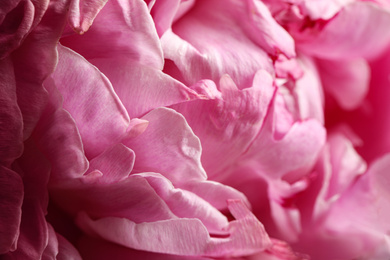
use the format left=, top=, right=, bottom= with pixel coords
left=76, top=200, right=271, bottom=257
left=52, top=45, right=130, bottom=158
left=125, top=107, right=207, bottom=184
left=296, top=2, right=390, bottom=60
left=317, top=58, right=370, bottom=110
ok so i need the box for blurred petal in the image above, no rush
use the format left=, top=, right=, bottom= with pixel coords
left=296, top=2, right=390, bottom=59
left=317, top=58, right=370, bottom=110
left=56, top=233, right=82, bottom=260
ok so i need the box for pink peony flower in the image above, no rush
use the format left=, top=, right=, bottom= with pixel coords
left=2, top=0, right=390, bottom=259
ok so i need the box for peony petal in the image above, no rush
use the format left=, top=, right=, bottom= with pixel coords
left=68, top=0, right=108, bottom=34
left=35, top=77, right=88, bottom=182
left=78, top=235, right=210, bottom=260
left=0, top=57, right=23, bottom=167
left=161, top=5, right=275, bottom=88
left=141, top=173, right=229, bottom=234
left=41, top=224, right=59, bottom=259
left=173, top=70, right=276, bottom=178
left=0, top=0, right=49, bottom=59
left=56, top=233, right=83, bottom=260
left=91, top=57, right=202, bottom=118
left=317, top=58, right=370, bottom=110
left=0, top=166, right=23, bottom=254
left=62, top=0, right=164, bottom=70
left=124, top=107, right=207, bottom=184
left=86, top=143, right=135, bottom=183
left=52, top=44, right=130, bottom=158
left=76, top=200, right=271, bottom=257
left=50, top=173, right=178, bottom=223
left=242, top=98, right=326, bottom=181
left=296, top=2, right=390, bottom=60
left=11, top=0, right=68, bottom=140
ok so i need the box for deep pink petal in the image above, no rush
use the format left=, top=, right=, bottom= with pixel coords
left=0, top=57, right=23, bottom=167
left=11, top=0, right=69, bottom=140
left=78, top=236, right=210, bottom=260
left=0, top=0, right=49, bottom=59
left=0, top=166, right=23, bottom=254
left=35, top=78, right=88, bottom=182
left=76, top=200, right=271, bottom=257
left=124, top=107, right=207, bottom=185
left=52, top=44, right=130, bottom=158
left=56, top=233, right=83, bottom=260
left=68, top=0, right=108, bottom=34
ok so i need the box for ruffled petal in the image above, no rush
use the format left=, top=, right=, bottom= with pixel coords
left=68, top=0, right=108, bottom=34
left=124, top=107, right=207, bottom=184
left=76, top=200, right=271, bottom=257
left=52, top=44, right=130, bottom=158
left=173, top=70, right=275, bottom=178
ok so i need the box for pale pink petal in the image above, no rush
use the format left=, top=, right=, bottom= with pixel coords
left=300, top=0, right=354, bottom=20
left=91, top=58, right=202, bottom=118
left=173, top=71, right=275, bottom=178
left=162, top=14, right=274, bottom=88
left=0, top=57, right=23, bottom=167
left=296, top=2, right=390, bottom=59
left=141, top=173, right=229, bottom=234
left=85, top=143, right=135, bottom=183
left=0, top=166, right=23, bottom=254
left=76, top=200, right=271, bottom=257
left=124, top=107, right=207, bottom=184
left=243, top=99, right=326, bottom=181
left=68, top=0, right=108, bottom=34
left=0, top=0, right=49, bottom=59
left=52, top=44, right=130, bottom=158
left=61, top=0, right=164, bottom=70
left=149, top=0, right=195, bottom=36
left=248, top=239, right=309, bottom=260
left=317, top=58, right=370, bottom=110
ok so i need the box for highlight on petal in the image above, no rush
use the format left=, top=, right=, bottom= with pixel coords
left=76, top=200, right=271, bottom=257
left=124, top=107, right=207, bottom=185
left=173, top=70, right=276, bottom=178
left=68, top=0, right=108, bottom=34
left=52, top=44, right=130, bottom=158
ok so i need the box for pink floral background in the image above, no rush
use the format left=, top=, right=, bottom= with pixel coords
left=2, top=0, right=390, bottom=259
